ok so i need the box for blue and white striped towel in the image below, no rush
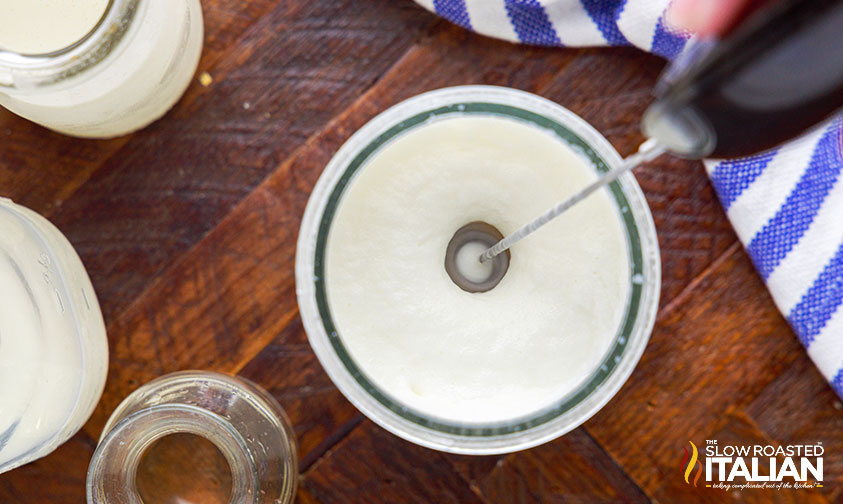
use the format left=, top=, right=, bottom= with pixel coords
left=415, top=0, right=843, bottom=398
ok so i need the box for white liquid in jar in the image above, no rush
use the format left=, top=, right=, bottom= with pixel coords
left=325, top=116, right=631, bottom=424
left=0, top=0, right=204, bottom=138
left=0, top=0, right=109, bottom=54
left=0, top=199, right=108, bottom=474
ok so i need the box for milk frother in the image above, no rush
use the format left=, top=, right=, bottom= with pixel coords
left=477, top=0, right=843, bottom=265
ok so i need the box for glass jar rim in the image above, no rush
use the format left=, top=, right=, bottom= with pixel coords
left=0, top=0, right=138, bottom=88
left=87, top=371, right=298, bottom=504
left=295, top=85, right=662, bottom=454
left=89, top=404, right=258, bottom=503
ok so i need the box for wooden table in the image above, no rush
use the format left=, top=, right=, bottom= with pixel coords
left=1, top=1, right=841, bottom=502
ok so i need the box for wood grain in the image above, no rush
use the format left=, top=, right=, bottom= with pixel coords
left=302, top=421, right=489, bottom=504
left=0, top=1, right=840, bottom=503
left=477, top=429, right=650, bottom=504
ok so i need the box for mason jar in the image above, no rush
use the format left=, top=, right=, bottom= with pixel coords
left=87, top=371, right=298, bottom=504
left=0, top=198, right=109, bottom=474
left=296, top=86, right=662, bottom=454
left=0, top=0, right=204, bottom=138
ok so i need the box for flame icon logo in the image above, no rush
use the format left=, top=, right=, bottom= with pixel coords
left=681, top=441, right=703, bottom=487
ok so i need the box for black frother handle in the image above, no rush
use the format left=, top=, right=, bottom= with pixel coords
left=643, top=0, right=843, bottom=159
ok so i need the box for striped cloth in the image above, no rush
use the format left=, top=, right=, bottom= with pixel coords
left=414, top=0, right=843, bottom=398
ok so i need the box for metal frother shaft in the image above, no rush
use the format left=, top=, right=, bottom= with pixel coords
left=479, top=138, right=665, bottom=263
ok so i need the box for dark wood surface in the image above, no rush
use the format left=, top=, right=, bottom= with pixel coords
left=1, top=1, right=841, bottom=502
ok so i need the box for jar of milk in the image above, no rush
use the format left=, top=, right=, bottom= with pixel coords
left=0, top=198, right=108, bottom=474
left=0, top=0, right=204, bottom=138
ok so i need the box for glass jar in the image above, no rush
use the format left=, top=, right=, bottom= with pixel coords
left=0, top=0, right=204, bottom=138
left=296, top=86, right=662, bottom=454
left=0, top=198, right=108, bottom=473
left=87, top=371, right=298, bottom=504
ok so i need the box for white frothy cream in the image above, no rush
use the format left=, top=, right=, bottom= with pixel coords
left=325, top=116, right=631, bottom=424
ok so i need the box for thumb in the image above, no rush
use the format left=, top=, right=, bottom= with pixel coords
left=667, top=0, right=754, bottom=36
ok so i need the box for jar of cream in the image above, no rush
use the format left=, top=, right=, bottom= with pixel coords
left=0, top=0, right=204, bottom=138
left=296, top=86, right=661, bottom=454
left=0, top=198, right=108, bottom=473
